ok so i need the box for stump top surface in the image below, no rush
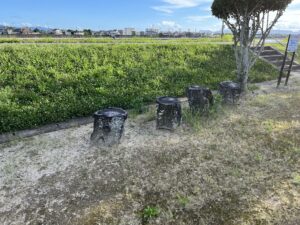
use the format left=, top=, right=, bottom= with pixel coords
left=188, top=85, right=201, bottom=90
left=94, top=108, right=128, bottom=119
left=187, top=85, right=211, bottom=91
left=220, top=81, right=241, bottom=90
left=157, top=96, right=180, bottom=105
left=188, top=85, right=203, bottom=92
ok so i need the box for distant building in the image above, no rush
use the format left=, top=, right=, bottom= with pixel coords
left=14, top=28, right=22, bottom=35
left=95, top=30, right=112, bottom=36
left=145, top=28, right=159, bottom=36
left=106, top=30, right=120, bottom=37
left=0, top=26, right=6, bottom=35
left=93, top=31, right=103, bottom=36
left=21, top=27, right=31, bottom=35
left=64, top=30, right=72, bottom=36
left=5, top=27, right=20, bottom=35
left=118, top=30, right=124, bottom=36
left=74, top=31, right=84, bottom=36
left=159, top=31, right=173, bottom=37
left=173, top=32, right=182, bottom=38
left=53, top=29, right=64, bottom=36
left=135, top=31, right=142, bottom=36
left=123, top=28, right=135, bottom=36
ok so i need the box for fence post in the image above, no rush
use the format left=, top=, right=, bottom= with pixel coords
left=277, top=34, right=291, bottom=87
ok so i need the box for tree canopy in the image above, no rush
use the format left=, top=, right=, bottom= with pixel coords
left=211, top=0, right=292, bottom=92
left=212, top=0, right=292, bottom=19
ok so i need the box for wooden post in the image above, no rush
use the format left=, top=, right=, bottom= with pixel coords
left=277, top=34, right=291, bottom=87
left=285, top=51, right=296, bottom=86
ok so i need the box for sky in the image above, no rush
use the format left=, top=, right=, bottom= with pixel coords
left=0, top=0, right=300, bottom=31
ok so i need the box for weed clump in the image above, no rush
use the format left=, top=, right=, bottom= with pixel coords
left=141, top=206, right=160, bottom=224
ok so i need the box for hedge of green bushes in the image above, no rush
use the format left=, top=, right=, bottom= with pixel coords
left=0, top=44, right=277, bottom=133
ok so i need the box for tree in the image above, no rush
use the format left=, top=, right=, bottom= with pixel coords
left=67, top=29, right=75, bottom=35
left=83, top=29, right=92, bottom=36
left=211, top=0, right=292, bottom=92
left=33, top=28, right=40, bottom=33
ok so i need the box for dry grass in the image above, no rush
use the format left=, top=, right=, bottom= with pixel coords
left=77, top=87, right=300, bottom=224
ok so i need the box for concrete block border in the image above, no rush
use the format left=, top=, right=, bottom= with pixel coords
left=0, top=117, right=93, bottom=144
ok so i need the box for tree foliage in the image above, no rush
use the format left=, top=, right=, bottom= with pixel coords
left=211, top=0, right=292, bottom=92
left=212, top=0, right=292, bottom=20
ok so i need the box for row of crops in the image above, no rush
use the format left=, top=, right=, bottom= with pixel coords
left=0, top=44, right=277, bottom=133
left=0, top=35, right=233, bottom=44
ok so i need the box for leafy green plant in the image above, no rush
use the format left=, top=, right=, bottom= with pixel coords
left=208, top=93, right=223, bottom=116
left=255, top=152, right=264, bottom=162
left=262, top=120, right=276, bottom=133
left=177, top=195, right=189, bottom=207
left=292, top=174, right=300, bottom=185
left=182, top=109, right=203, bottom=131
left=141, top=206, right=160, bottom=223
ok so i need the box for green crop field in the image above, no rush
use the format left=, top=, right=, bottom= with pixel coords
left=0, top=35, right=233, bottom=44
left=0, top=43, right=277, bottom=133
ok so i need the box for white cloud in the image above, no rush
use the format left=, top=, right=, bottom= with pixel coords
left=199, top=6, right=212, bottom=12
left=151, top=6, right=174, bottom=14
left=267, top=1, right=300, bottom=31
left=275, top=9, right=300, bottom=31
left=291, top=0, right=300, bottom=6
left=186, top=15, right=213, bottom=22
left=152, top=0, right=300, bottom=32
left=161, top=20, right=177, bottom=26
left=159, top=20, right=182, bottom=30
left=162, top=0, right=202, bottom=8
left=152, top=0, right=212, bottom=14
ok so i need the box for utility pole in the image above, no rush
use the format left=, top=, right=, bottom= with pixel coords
left=221, top=20, right=225, bottom=38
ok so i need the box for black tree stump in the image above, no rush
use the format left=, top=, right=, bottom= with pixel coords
left=91, top=107, right=128, bottom=146
left=156, top=97, right=182, bottom=130
left=219, top=81, right=241, bottom=104
left=186, top=85, right=214, bottom=112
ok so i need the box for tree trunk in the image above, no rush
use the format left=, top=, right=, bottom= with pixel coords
left=237, top=20, right=250, bottom=93
left=235, top=45, right=250, bottom=93
left=239, top=45, right=250, bottom=92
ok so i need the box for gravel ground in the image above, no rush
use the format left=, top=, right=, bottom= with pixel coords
left=0, top=109, right=188, bottom=224
left=1, top=72, right=300, bottom=225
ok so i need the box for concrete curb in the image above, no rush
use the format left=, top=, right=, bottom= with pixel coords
left=0, top=117, right=93, bottom=144
left=0, top=98, right=189, bottom=144
left=0, top=97, right=206, bottom=144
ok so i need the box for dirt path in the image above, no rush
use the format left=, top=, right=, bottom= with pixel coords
left=1, top=73, right=300, bottom=225
left=0, top=112, right=188, bottom=224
